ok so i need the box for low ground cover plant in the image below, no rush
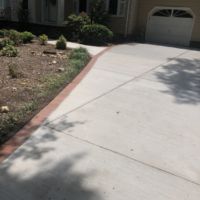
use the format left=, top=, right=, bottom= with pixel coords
left=0, top=38, right=14, bottom=50
left=68, top=48, right=90, bottom=71
left=0, top=45, right=18, bottom=57
left=8, top=30, right=23, bottom=45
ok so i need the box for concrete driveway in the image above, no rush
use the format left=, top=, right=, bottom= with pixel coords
left=0, top=43, right=200, bottom=199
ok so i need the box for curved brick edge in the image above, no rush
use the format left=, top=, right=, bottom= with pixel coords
left=0, top=46, right=112, bottom=163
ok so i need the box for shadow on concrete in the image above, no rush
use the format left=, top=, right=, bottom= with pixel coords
left=46, top=116, right=86, bottom=134
left=0, top=119, right=101, bottom=200
left=156, top=58, right=200, bottom=104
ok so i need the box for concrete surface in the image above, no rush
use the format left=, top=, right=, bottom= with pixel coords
left=0, top=43, right=200, bottom=199
left=48, top=40, right=107, bottom=56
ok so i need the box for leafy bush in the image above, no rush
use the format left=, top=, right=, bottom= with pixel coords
left=81, top=24, right=113, bottom=45
left=21, top=31, right=35, bottom=43
left=0, top=45, right=18, bottom=57
left=0, top=39, right=14, bottom=50
left=90, top=0, right=109, bottom=25
left=65, top=14, right=90, bottom=41
left=8, top=30, right=22, bottom=45
left=0, top=29, right=10, bottom=37
left=69, top=48, right=90, bottom=70
left=39, top=34, right=48, bottom=45
left=8, top=63, right=23, bottom=78
left=0, top=29, right=10, bottom=38
left=56, top=35, right=67, bottom=50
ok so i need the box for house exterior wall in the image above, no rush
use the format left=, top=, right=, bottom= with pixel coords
left=35, top=0, right=42, bottom=23
left=108, top=17, right=126, bottom=35
left=10, top=0, right=21, bottom=21
left=64, top=0, right=74, bottom=20
left=135, top=0, right=200, bottom=44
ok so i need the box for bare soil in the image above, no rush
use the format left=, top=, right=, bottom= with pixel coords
left=0, top=40, right=72, bottom=144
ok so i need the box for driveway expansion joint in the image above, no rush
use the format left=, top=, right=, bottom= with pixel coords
left=45, top=50, right=189, bottom=125
left=45, top=124, right=200, bottom=187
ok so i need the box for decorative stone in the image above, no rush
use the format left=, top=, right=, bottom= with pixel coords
left=58, top=67, right=65, bottom=72
left=31, top=51, right=36, bottom=55
left=12, top=87, right=17, bottom=92
left=1, top=106, right=9, bottom=113
left=43, top=49, right=57, bottom=55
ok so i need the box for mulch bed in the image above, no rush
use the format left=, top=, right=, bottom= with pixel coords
left=0, top=40, right=72, bottom=144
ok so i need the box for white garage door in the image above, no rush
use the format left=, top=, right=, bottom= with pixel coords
left=146, top=8, right=194, bottom=46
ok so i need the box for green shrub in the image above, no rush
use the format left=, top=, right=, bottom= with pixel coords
left=8, top=30, right=22, bottom=45
left=8, top=63, right=23, bottom=78
left=0, top=39, right=14, bottom=50
left=39, top=34, right=48, bottom=45
left=81, top=24, right=113, bottom=45
left=1, top=45, right=18, bottom=57
left=69, top=48, right=90, bottom=70
left=21, top=31, right=35, bottom=43
left=65, top=14, right=90, bottom=41
left=56, top=35, right=67, bottom=50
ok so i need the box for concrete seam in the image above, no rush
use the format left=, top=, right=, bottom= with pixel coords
left=45, top=50, right=189, bottom=125
left=46, top=124, right=200, bottom=187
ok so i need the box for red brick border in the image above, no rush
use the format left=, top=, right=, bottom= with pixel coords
left=0, top=47, right=111, bottom=163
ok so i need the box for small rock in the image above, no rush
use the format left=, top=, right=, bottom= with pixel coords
left=1, top=106, right=9, bottom=113
left=58, top=67, right=65, bottom=72
left=31, top=51, right=36, bottom=55
left=43, top=49, right=57, bottom=55
left=20, top=82, right=26, bottom=85
left=12, top=87, right=17, bottom=92
left=52, top=60, right=57, bottom=64
left=49, top=55, right=57, bottom=58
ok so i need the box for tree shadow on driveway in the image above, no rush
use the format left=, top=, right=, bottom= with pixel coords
left=156, top=57, right=200, bottom=104
left=0, top=118, right=102, bottom=200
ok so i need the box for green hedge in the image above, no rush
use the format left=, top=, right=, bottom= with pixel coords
left=81, top=24, right=113, bottom=45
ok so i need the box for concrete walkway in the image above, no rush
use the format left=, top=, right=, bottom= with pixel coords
left=0, top=43, right=200, bottom=200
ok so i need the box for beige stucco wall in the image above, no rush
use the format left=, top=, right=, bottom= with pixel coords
left=136, top=0, right=200, bottom=43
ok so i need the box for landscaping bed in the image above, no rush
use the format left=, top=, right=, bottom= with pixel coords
left=0, top=32, right=90, bottom=144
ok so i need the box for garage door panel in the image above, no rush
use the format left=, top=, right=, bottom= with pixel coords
left=146, top=8, right=194, bottom=46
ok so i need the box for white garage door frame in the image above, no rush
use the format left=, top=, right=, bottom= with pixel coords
left=145, top=7, right=195, bottom=46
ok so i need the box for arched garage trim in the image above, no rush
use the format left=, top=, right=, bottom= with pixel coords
left=145, top=7, right=195, bottom=46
